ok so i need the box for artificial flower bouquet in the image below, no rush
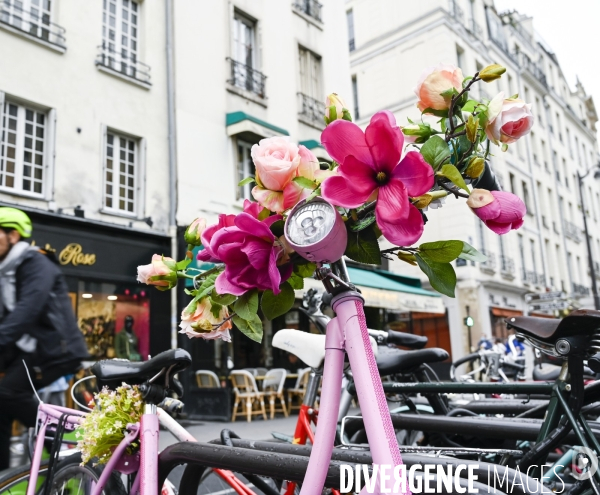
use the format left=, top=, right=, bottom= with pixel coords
left=137, top=63, right=532, bottom=344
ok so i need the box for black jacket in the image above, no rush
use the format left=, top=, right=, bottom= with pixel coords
left=0, top=249, right=89, bottom=368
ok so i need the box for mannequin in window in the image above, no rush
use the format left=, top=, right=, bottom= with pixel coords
left=115, top=315, right=141, bottom=361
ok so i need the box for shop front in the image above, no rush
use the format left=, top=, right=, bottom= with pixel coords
left=24, top=208, right=172, bottom=361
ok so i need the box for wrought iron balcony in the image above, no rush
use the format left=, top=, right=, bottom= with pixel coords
left=96, top=44, right=151, bottom=84
left=227, top=58, right=266, bottom=98
left=1, top=0, right=65, bottom=47
left=479, top=249, right=496, bottom=272
left=572, top=282, right=590, bottom=297
left=564, top=220, right=582, bottom=242
left=467, top=18, right=483, bottom=38
left=298, top=93, right=325, bottom=128
left=523, top=270, right=539, bottom=286
left=292, top=0, right=322, bottom=23
left=500, top=256, right=515, bottom=276
left=537, top=273, right=546, bottom=287
left=448, top=0, right=464, bottom=23
left=517, top=52, right=548, bottom=89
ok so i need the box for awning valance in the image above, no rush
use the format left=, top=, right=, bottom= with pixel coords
left=297, top=267, right=445, bottom=314
left=226, top=111, right=289, bottom=139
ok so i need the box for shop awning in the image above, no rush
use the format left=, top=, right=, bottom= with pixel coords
left=226, top=111, right=289, bottom=138
left=297, top=267, right=445, bottom=314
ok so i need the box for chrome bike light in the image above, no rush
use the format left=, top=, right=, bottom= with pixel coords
left=284, top=198, right=347, bottom=263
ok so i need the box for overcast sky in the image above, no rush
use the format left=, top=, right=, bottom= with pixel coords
left=493, top=0, right=600, bottom=142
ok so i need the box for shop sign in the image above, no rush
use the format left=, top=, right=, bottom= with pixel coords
left=32, top=241, right=96, bottom=266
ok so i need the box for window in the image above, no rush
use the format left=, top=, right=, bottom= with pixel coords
left=518, top=234, right=526, bottom=278
left=229, top=11, right=265, bottom=97
left=0, top=0, right=65, bottom=46
left=104, top=132, right=138, bottom=214
left=347, top=9, right=355, bottom=51
left=100, top=0, right=143, bottom=81
left=507, top=74, right=514, bottom=96
left=535, top=97, right=543, bottom=126
left=555, top=112, right=562, bottom=142
left=298, top=47, right=323, bottom=125
left=0, top=99, right=47, bottom=196
left=351, top=75, right=359, bottom=120
left=562, top=158, right=568, bottom=188
left=566, top=128, right=573, bottom=157
left=522, top=180, right=531, bottom=212
left=456, top=44, right=465, bottom=70
left=236, top=140, right=255, bottom=200
left=530, top=239, right=538, bottom=277
left=509, top=173, right=516, bottom=194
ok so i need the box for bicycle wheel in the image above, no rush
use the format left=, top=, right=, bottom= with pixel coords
left=0, top=461, right=48, bottom=494
left=181, top=465, right=280, bottom=495
left=47, top=453, right=127, bottom=495
left=450, top=352, right=485, bottom=382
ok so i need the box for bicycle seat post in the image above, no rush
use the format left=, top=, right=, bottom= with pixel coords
left=140, top=403, right=159, bottom=495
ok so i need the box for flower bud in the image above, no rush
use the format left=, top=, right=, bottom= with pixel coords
left=184, top=218, right=206, bottom=246
left=324, top=93, right=351, bottom=125
left=466, top=114, right=479, bottom=143
left=401, top=122, right=433, bottom=144
left=479, top=64, right=506, bottom=83
left=465, top=156, right=485, bottom=179
left=137, top=254, right=178, bottom=291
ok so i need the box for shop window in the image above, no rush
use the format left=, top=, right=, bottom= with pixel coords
left=74, top=282, right=150, bottom=361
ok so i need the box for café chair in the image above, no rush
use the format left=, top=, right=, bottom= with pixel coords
left=287, top=367, right=311, bottom=412
left=230, top=370, right=267, bottom=422
left=262, top=368, right=289, bottom=419
left=195, top=370, right=220, bottom=388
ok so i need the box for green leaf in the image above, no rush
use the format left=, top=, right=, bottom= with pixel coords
left=176, top=257, right=192, bottom=271
left=415, top=254, right=457, bottom=298
left=294, top=261, right=317, bottom=278
left=269, top=220, right=285, bottom=238
left=257, top=208, right=271, bottom=221
left=420, top=135, right=451, bottom=169
left=238, top=176, right=255, bottom=187
left=233, top=289, right=259, bottom=320
left=196, top=272, right=219, bottom=300
left=292, top=176, right=318, bottom=189
left=261, top=282, right=295, bottom=320
left=210, top=290, right=236, bottom=306
left=419, top=240, right=464, bottom=263
left=345, top=226, right=381, bottom=265
left=233, top=314, right=263, bottom=343
left=288, top=273, right=304, bottom=290
left=458, top=241, right=487, bottom=262
left=209, top=301, right=223, bottom=319
left=162, top=256, right=177, bottom=271
left=437, top=164, right=470, bottom=193
left=461, top=99, right=479, bottom=113
left=421, top=107, right=449, bottom=118
left=349, top=211, right=377, bottom=232
left=439, top=87, right=459, bottom=99
left=305, top=187, right=322, bottom=203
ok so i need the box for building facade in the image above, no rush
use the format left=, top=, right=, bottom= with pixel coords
left=346, top=0, right=600, bottom=359
left=0, top=0, right=173, bottom=359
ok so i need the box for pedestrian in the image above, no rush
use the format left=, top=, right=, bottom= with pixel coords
left=0, top=207, right=89, bottom=470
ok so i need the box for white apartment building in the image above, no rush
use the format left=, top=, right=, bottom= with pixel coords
left=346, top=0, right=600, bottom=358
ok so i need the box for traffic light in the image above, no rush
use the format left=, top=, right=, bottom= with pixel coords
left=464, top=316, right=474, bottom=327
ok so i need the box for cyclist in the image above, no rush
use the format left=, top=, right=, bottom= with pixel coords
left=0, top=207, right=89, bottom=470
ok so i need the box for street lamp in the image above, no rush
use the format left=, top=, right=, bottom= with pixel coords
left=576, top=163, right=600, bottom=310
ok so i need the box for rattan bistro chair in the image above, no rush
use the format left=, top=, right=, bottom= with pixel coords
left=262, top=368, right=289, bottom=419
left=287, top=367, right=311, bottom=412
left=230, top=370, right=267, bottom=422
left=195, top=370, right=220, bottom=388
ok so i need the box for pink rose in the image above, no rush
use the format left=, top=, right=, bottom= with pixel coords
left=252, top=144, right=325, bottom=213
left=414, top=63, right=464, bottom=112
left=179, top=297, right=232, bottom=341
left=184, top=217, right=206, bottom=246
left=252, top=136, right=300, bottom=191
left=467, top=189, right=526, bottom=234
left=137, top=255, right=177, bottom=290
left=485, top=92, right=534, bottom=145
left=201, top=212, right=293, bottom=296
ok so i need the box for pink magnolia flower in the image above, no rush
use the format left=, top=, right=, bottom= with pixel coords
left=467, top=188, right=526, bottom=234
left=200, top=212, right=292, bottom=296
left=485, top=92, right=534, bottom=145
left=414, top=63, right=464, bottom=112
left=252, top=142, right=325, bottom=213
left=321, top=111, right=435, bottom=245
left=179, top=297, right=232, bottom=341
left=137, top=255, right=177, bottom=289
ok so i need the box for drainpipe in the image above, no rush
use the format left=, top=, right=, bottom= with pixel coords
left=166, top=0, right=178, bottom=349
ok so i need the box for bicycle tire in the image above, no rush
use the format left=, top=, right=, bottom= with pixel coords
left=450, top=352, right=482, bottom=381
left=0, top=460, right=49, bottom=494
left=47, top=452, right=127, bottom=495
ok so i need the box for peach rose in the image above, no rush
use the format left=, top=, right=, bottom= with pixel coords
left=184, top=218, right=206, bottom=246
left=485, top=92, right=533, bottom=145
left=137, top=254, right=177, bottom=290
left=414, top=63, right=464, bottom=112
left=179, top=297, right=232, bottom=341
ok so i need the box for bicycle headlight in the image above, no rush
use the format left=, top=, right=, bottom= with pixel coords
left=284, top=198, right=347, bottom=263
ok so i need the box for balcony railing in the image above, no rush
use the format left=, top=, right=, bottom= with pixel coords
left=572, top=283, right=590, bottom=297
left=298, top=93, right=325, bottom=128
left=96, top=44, right=151, bottom=84
left=448, top=0, right=464, bottom=23
left=227, top=58, right=266, bottom=98
left=500, top=256, right=515, bottom=276
left=564, top=220, right=582, bottom=242
left=292, top=0, right=322, bottom=23
left=1, top=0, right=65, bottom=47
left=479, top=249, right=496, bottom=272
left=517, top=52, right=548, bottom=89
left=537, top=273, right=546, bottom=287
left=467, top=18, right=483, bottom=38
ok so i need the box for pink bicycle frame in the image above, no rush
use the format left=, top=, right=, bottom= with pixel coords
left=299, top=290, right=409, bottom=495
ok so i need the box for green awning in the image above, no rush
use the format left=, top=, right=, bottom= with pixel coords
left=185, top=246, right=215, bottom=288
left=299, top=139, right=323, bottom=150
left=346, top=267, right=439, bottom=297
left=226, top=111, right=289, bottom=137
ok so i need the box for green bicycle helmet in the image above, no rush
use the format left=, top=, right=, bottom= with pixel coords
left=0, top=207, right=33, bottom=238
